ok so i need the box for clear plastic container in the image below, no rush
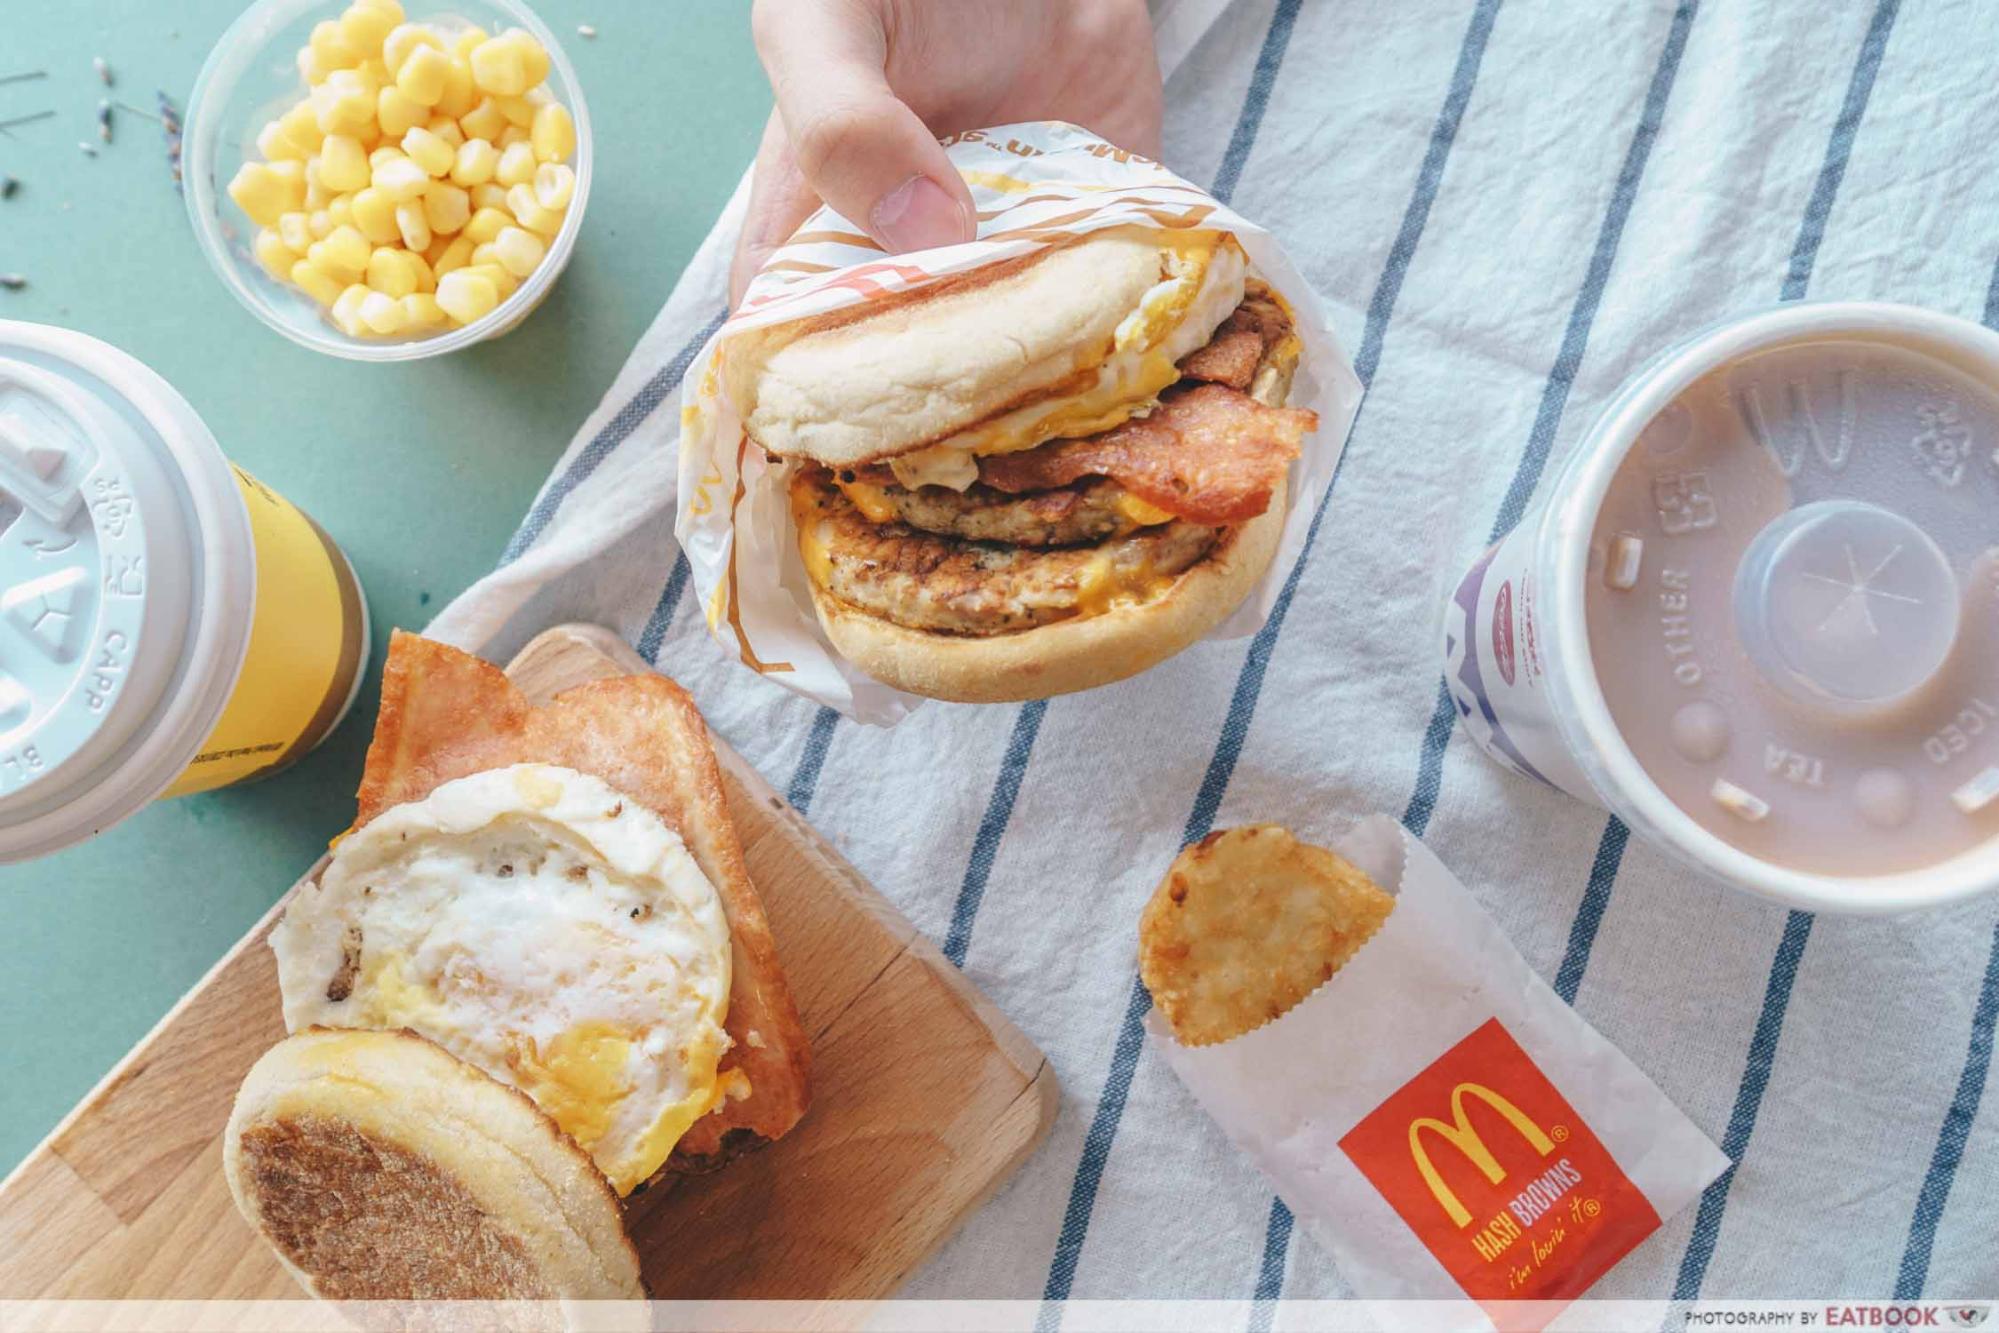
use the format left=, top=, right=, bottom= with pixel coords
left=183, top=0, right=592, bottom=361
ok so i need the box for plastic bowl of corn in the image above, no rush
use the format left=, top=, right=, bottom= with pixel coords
left=185, top=0, right=591, bottom=359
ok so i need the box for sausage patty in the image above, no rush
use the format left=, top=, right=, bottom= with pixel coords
left=792, top=469, right=1219, bottom=636
left=834, top=473, right=1150, bottom=546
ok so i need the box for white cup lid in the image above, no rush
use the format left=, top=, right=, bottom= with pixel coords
left=0, top=322, right=254, bottom=860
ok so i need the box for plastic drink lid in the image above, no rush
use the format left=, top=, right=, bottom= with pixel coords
left=0, top=322, right=255, bottom=861
left=1558, top=304, right=1999, bottom=903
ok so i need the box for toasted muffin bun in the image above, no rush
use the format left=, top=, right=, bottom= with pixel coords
left=225, top=1028, right=644, bottom=1302
left=729, top=227, right=1241, bottom=467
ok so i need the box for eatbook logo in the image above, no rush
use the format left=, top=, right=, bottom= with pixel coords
left=1340, top=1018, right=1660, bottom=1302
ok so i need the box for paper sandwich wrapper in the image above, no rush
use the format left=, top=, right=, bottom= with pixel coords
left=1148, top=817, right=1729, bottom=1330
left=674, top=120, right=1363, bottom=723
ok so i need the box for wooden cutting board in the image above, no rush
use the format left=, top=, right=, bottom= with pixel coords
left=0, top=623, right=1057, bottom=1300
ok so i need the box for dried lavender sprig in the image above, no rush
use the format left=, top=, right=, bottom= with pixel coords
left=96, top=100, right=112, bottom=143
left=93, top=57, right=113, bottom=87
left=0, top=274, right=27, bottom=291
left=0, top=70, right=48, bottom=87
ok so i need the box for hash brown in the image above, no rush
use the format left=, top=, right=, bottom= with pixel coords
left=1139, top=825, right=1395, bottom=1047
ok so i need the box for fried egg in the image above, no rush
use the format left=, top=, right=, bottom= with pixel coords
left=271, top=763, right=733, bottom=1196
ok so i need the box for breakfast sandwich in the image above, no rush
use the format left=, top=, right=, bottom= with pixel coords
left=225, top=1027, right=644, bottom=1302
left=727, top=225, right=1319, bottom=703
left=1139, top=824, right=1395, bottom=1046
left=227, top=632, right=811, bottom=1300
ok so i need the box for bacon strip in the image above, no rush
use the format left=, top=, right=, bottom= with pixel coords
left=978, top=384, right=1315, bottom=525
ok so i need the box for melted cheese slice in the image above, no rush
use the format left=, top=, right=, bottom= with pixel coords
left=888, top=233, right=1249, bottom=492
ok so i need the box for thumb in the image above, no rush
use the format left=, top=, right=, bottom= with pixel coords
left=752, top=0, right=976, bottom=254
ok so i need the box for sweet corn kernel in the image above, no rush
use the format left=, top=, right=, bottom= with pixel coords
left=452, top=25, right=489, bottom=58
left=314, top=73, right=376, bottom=135
left=279, top=100, right=326, bottom=152
left=368, top=145, right=402, bottom=170
left=326, top=193, right=355, bottom=230
left=330, top=283, right=372, bottom=336
left=491, top=225, right=545, bottom=278
left=407, top=250, right=436, bottom=292
left=376, top=84, right=425, bottom=138
left=291, top=260, right=344, bottom=306
left=228, top=162, right=297, bottom=226
left=468, top=36, right=529, bottom=96
left=394, top=200, right=432, bottom=252
left=463, top=205, right=510, bottom=244
left=367, top=245, right=418, bottom=297
left=450, top=137, right=499, bottom=186
left=382, top=22, right=443, bottom=75
left=397, top=43, right=450, bottom=105
left=402, top=125, right=454, bottom=176
left=469, top=181, right=508, bottom=211
left=317, top=133, right=370, bottom=191
left=318, top=223, right=372, bottom=275
left=495, top=94, right=535, bottom=129
left=465, top=261, right=518, bottom=298
left=426, top=114, right=464, bottom=147
left=435, top=56, right=477, bottom=118
left=349, top=186, right=399, bottom=243
left=469, top=241, right=501, bottom=268
left=339, top=3, right=397, bottom=57
left=310, top=20, right=363, bottom=71
left=435, top=268, right=499, bottom=324
left=495, top=141, right=537, bottom=188
left=512, top=30, right=550, bottom=86
left=430, top=234, right=475, bottom=276
left=401, top=292, right=446, bottom=329
left=422, top=181, right=471, bottom=235
left=297, top=45, right=330, bottom=86
left=497, top=125, right=528, bottom=149
left=254, top=229, right=296, bottom=280
left=458, top=97, right=507, bottom=142
left=278, top=210, right=314, bottom=253
left=308, top=208, right=335, bottom=239
left=506, top=182, right=563, bottom=236
left=359, top=288, right=407, bottom=335
left=373, top=155, right=430, bottom=202
left=531, top=162, right=574, bottom=211
left=530, top=102, right=574, bottom=163
left=256, top=120, right=305, bottom=162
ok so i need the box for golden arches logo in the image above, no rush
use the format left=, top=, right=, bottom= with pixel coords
left=1407, top=1082, right=1557, bottom=1228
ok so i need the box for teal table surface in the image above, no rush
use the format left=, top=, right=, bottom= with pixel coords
left=0, top=0, right=767, bottom=1179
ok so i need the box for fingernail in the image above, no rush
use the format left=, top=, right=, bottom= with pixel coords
left=870, top=175, right=970, bottom=253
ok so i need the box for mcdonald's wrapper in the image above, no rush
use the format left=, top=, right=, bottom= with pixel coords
left=674, top=120, right=1362, bottom=723
left=1148, top=817, right=1728, bottom=1322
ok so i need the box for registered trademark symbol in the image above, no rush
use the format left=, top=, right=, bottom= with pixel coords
left=1582, top=1198, right=1601, bottom=1218
left=1551, top=1124, right=1570, bottom=1142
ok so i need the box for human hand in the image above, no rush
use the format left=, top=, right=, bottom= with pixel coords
left=731, top=0, right=1163, bottom=305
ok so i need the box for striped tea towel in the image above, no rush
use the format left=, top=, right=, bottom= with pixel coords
left=432, top=0, right=1999, bottom=1306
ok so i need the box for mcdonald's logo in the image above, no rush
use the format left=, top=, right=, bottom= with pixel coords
left=1339, top=1018, right=1661, bottom=1303
left=1408, top=1082, right=1557, bottom=1228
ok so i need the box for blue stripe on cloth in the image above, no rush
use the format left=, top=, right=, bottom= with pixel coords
left=1780, top=0, right=1902, bottom=301
left=1552, top=817, right=1629, bottom=1004
left=785, top=706, right=841, bottom=815
left=1250, top=1197, right=1295, bottom=1326
left=498, top=310, right=727, bottom=566
left=943, top=701, right=1048, bottom=968
left=1673, top=910, right=1816, bottom=1299
left=1402, top=0, right=1701, bottom=839
left=1895, top=916, right=1999, bottom=1298
left=1210, top=0, right=1305, bottom=206
left=636, top=552, right=691, bottom=664
left=1662, top=1, right=1899, bottom=1291
left=1039, top=0, right=1504, bottom=1309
